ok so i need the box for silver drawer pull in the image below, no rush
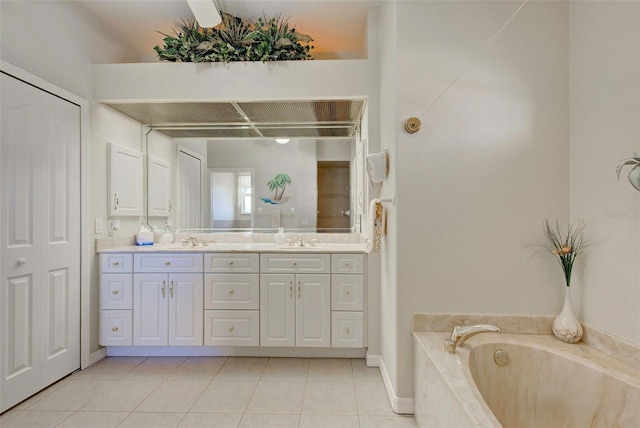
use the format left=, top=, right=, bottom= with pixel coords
left=165, top=261, right=171, bottom=266
left=228, top=289, right=235, bottom=295
left=112, top=261, right=120, bottom=266
left=161, top=281, right=166, bottom=298
left=170, top=281, right=174, bottom=298
left=228, top=326, right=234, bottom=333
left=112, top=326, right=119, bottom=332
left=289, top=282, right=293, bottom=298
left=112, top=289, right=120, bottom=295
left=298, top=281, right=301, bottom=298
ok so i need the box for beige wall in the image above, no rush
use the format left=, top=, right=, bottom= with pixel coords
left=383, top=0, right=571, bottom=406
left=0, top=1, right=136, bottom=99
left=569, top=1, right=640, bottom=344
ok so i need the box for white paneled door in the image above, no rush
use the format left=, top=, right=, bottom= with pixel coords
left=177, top=148, right=202, bottom=229
left=0, top=73, right=81, bottom=412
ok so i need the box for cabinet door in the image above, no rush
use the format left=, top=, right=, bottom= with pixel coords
left=108, top=142, right=143, bottom=216
left=168, top=273, right=203, bottom=346
left=133, top=274, right=168, bottom=346
left=100, top=274, right=133, bottom=310
left=296, top=274, right=331, bottom=347
left=204, top=273, right=259, bottom=310
left=148, top=156, right=171, bottom=217
left=260, top=274, right=295, bottom=347
left=100, top=310, right=133, bottom=346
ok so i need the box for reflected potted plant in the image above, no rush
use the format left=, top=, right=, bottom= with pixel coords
left=616, top=152, right=640, bottom=191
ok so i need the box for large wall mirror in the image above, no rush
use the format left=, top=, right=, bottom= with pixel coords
left=106, top=99, right=368, bottom=234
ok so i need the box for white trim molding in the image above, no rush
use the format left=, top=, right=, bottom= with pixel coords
left=379, top=356, right=415, bottom=415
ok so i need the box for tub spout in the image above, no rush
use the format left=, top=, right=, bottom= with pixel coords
left=444, top=324, right=501, bottom=354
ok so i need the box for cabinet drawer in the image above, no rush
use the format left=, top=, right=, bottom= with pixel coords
left=204, top=310, right=259, bottom=346
left=331, top=312, right=364, bottom=348
left=204, top=253, right=259, bottom=273
left=331, top=275, right=364, bottom=311
left=204, top=274, right=259, bottom=310
left=133, top=253, right=203, bottom=272
left=100, top=310, right=132, bottom=346
left=331, top=254, right=364, bottom=274
left=100, top=274, right=133, bottom=310
left=101, top=253, right=133, bottom=273
left=261, top=254, right=330, bottom=273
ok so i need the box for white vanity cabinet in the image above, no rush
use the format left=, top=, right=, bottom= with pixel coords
left=331, top=254, right=365, bottom=348
left=108, top=143, right=143, bottom=217
left=260, top=254, right=331, bottom=347
left=203, top=253, right=260, bottom=346
left=132, top=254, right=203, bottom=346
left=99, top=249, right=367, bottom=353
left=100, top=253, right=134, bottom=346
left=147, top=156, right=171, bottom=217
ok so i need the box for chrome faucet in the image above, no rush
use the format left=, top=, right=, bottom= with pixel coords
left=181, top=236, right=199, bottom=247
left=444, top=324, right=501, bottom=354
left=298, top=236, right=306, bottom=247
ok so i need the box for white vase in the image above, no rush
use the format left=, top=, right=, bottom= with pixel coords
left=552, top=287, right=583, bottom=343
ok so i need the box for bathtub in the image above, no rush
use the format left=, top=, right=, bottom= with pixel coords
left=413, top=331, right=640, bottom=427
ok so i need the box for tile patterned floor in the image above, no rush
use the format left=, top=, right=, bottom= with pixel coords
left=0, top=357, right=417, bottom=428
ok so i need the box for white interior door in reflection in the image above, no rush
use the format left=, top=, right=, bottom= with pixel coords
left=177, top=148, right=202, bottom=229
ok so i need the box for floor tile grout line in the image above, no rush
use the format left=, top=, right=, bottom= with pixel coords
left=184, top=377, right=214, bottom=414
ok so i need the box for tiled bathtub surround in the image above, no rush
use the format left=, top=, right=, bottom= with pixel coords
left=413, top=332, right=640, bottom=428
left=412, top=313, right=639, bottom=370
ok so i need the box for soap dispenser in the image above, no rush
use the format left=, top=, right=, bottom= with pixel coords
left=275, top=227, right=285, bottom=244
left=161, top=226, right=174, bottom=244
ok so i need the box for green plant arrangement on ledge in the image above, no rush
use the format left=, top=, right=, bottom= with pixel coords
left=154, top=12, right=314, bottom=63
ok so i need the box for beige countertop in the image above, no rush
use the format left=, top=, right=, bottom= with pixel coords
left=98, top=242, right=367, bottom=253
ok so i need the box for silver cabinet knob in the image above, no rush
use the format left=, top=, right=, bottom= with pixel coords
left=345, top=328, right=351, bottom=334
left=112, top=289, right=120, bottom=295
left=228, top=261, right=234, bottom=266
left=165, top=261, right=171, bottom=266
left=228, top=289, right=235, bottom=295
left=228, top=326, right=234, bottom=333
left=112, top=326, right=119, bottom=332
left=112, top=261, right=120, bottom=266
left=17, top=258, right=27, bottom=265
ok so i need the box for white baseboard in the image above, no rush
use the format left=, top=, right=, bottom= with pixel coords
left=365, top=352, right=380, bottom=367
left=379, top=356, right=415, bottom=415
left=105, top=346, right=366, bottom=358
left=85, top=348, right=107, bottom=369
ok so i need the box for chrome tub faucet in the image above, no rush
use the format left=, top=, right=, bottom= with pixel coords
left=444, top=324, right=501, bottom=354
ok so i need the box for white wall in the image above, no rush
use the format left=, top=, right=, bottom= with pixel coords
left=569, top=1, right=640, bottom=344
left=316, top=139, right=353, bottom=161
left=377, top=0, right=400, bottom=409
left=383, top=0, right=571, bottom=407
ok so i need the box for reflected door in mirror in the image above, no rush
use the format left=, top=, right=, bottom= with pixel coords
left=317, top=161, right=350, bottom=232
left=177, top=148, right=203, bottom=229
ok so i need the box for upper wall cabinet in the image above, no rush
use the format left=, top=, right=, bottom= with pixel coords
left=109, top=143, right=143, bottom=217
left=147, top=156, right=171, bottom=217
